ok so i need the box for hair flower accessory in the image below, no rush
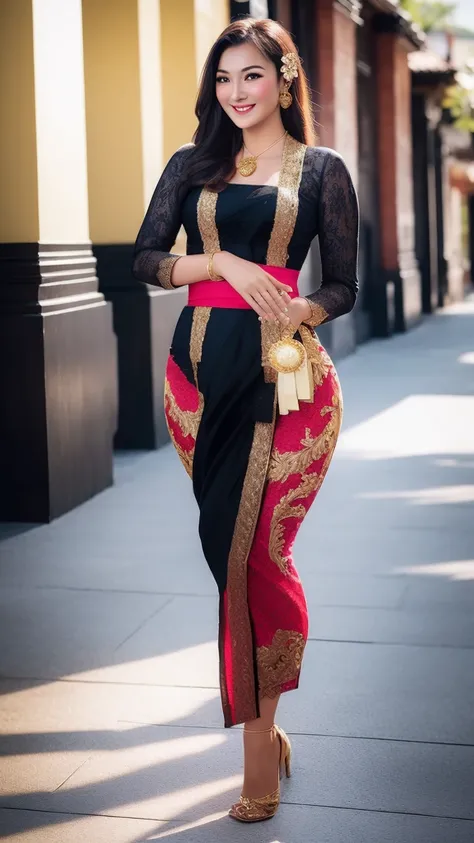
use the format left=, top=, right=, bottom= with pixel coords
left=280, top=52, right=299, bottom=82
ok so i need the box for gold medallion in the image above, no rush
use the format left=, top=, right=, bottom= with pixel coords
left=267, top=338, right=306, bottom=374
left=237, top=156, right=258, bottom=177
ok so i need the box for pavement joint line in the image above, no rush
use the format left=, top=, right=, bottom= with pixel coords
left=306, top=637, right=474, bottom=650
left=278, top=801, right=474, bottom=823
left=53, top=756, right=92, bottom=792
left=113, top=597, right=175, bottom=652
left=116, top=720, right=474, bottom=748
left=1, top=802, right=473, bottom=825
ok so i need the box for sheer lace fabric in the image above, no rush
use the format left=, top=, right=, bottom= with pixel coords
left=132, top=142, right=359, bottom=324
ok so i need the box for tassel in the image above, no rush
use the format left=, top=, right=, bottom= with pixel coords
left=295, top=356, right=313, bottom=401
left=277, top=372, right=299, bottom=414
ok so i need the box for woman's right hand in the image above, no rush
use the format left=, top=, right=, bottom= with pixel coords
left=213, top=251, right=293, bottom=325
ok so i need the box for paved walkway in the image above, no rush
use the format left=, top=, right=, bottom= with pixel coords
left=1, top=298, right=474, bottom=842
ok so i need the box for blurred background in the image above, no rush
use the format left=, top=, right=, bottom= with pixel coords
left=1, top=0, right=474, bottom=521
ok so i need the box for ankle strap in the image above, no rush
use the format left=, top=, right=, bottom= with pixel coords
left=243, top=725, right=275, bottom=734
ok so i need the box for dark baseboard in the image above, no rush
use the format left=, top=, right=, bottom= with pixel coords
left=0, top=242, right=117, bottom=522
left=94, top=244, right=186, bottom=450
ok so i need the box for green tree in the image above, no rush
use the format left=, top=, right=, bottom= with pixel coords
left=399, top=0, right=456, bottom=33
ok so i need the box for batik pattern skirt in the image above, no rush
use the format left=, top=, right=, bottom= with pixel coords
left=164, top=291, right=342, bottom=727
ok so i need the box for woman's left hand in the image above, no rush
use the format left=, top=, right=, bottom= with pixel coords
left=279, top=293, right=312, bottom=333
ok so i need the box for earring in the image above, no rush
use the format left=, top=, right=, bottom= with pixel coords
left=279, top=88, right=292, bottom=109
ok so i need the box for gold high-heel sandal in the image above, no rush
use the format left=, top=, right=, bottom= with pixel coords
left=228, top=724, right=292, bottom=823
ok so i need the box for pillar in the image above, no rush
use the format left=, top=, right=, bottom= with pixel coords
left=311, top=0, right=360, bottom=357
left=374, top=21, right=422, bottom=334
left=0, top=0, right=117, bottom=522
left=82, top=0, right=229, bottom=450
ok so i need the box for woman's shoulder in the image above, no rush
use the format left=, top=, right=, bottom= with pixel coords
left=304, top=144, right=347, bottom=168
left=163, top=143, right=195, bottom=173
left=303, top=145, right=353, bottom=185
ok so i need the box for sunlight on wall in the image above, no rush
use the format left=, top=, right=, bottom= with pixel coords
left=338, top=395, right=474, bottom=459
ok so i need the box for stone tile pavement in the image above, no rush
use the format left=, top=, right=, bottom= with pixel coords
left=1, top=297, right=474, bottom=842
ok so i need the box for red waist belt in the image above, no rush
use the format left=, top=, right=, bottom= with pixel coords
left=187, top=264, right=300, bottom=308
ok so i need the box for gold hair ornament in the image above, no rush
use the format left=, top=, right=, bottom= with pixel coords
left=279, top=52, right=299, bottom=109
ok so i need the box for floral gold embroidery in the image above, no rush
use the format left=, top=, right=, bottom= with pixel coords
left=298, top=326, right=333, bottom=387
left=197, top=188, right=220, bottom=254
left=269, top=392, right=342, bottom=572
left=157, top=255, right=181, bottom=289
left=269, top=393, right=342, bottom=483
left=266, top=135, right=307, bottom=267
left=269, top=473, right=320, bottom=574
left=257, top=629, right=305, bottom=699
left=164, top=377, right=201, bottom=440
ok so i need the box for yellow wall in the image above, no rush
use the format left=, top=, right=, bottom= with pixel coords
left=82, top=0, right=144, bottom=242
left=194, top=0, right=228, bottom=83
left=0, top=0, right=39, bottom=242
left=160, top=0, right=198, bottom=162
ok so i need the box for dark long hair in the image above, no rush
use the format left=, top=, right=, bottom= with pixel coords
left=183, top=17, right=315, bottom=192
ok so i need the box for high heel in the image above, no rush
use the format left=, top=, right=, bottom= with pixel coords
left=228, top=725, right=292, bottom=823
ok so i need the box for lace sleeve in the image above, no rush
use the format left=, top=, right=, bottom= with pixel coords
left=304, top=151, right=359, bottom=326
left=132, top=145, right=194, bottom=290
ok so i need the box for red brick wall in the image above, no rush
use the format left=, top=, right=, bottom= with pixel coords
left=376, top=33, right=397, bottom=270
left=334, top=6, right=358, bottom=181
left=315, top=0, right=358, bottom=181
left=395, top=40, right=416, bottom=263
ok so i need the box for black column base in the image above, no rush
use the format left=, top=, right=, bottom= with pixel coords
left=94, top=245, right=186, bottom=450
left=0, top=243, right=117, bottom=523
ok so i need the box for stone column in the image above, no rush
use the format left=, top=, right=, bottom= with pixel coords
left=374, top=18, right=422, bottom=334
left=0, top=0, right=117, bottom=522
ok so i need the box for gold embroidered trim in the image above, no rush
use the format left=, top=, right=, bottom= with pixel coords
left=157, top=256, right=180, bottom=289
left=269, top=392, right=342, bottom=572
left=303, top=299, right=329, bottom=327
left=189, top=307, right=211, bottom=385
left=261, top=319, right=281, bottom=384
left=164, top=377, right=201, bottom=441
left=197, top=188, right=220, bottom=254
left=257, top=629, right=306, bottom=699
left=166, top=422, right=194, bottom=478
left=266, top=135, right=307, bottom=267
left=164, top=380, right=196, bottom=478
left=226, top=412, right=277, bottom=725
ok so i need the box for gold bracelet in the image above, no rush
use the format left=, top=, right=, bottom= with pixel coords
left=207, top=251, right=223, bottom=282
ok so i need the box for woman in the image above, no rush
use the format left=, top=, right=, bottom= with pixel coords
left=133, top=17, right=358, bottom=823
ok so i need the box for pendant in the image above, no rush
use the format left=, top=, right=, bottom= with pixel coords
left=237, top=156, right=257, bottom=177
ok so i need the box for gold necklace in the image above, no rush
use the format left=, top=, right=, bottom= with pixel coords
left=237, top=131, right=287, bottom=177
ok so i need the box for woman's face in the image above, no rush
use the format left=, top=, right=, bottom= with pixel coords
left=215, top=42, right=283, bottom=130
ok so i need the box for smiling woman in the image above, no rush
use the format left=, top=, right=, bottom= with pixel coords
left=132, top=15, right=359, bottom=825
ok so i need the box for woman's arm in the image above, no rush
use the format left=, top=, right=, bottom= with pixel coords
left=302, top=151, right=359, bottom=327
left=132, top=145, right=201, bottom=289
